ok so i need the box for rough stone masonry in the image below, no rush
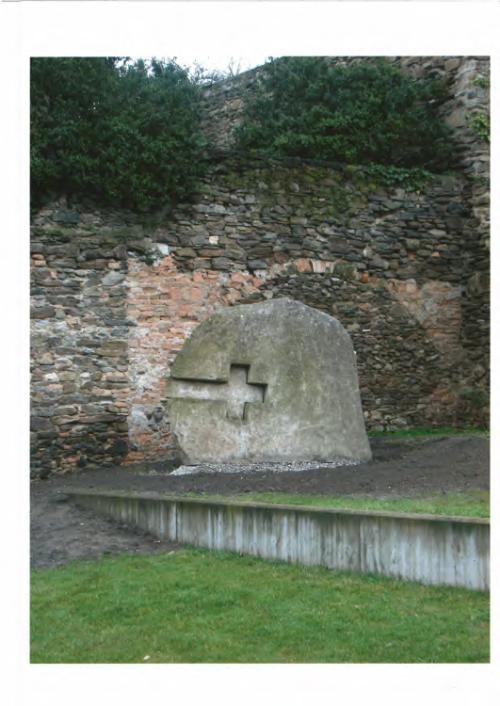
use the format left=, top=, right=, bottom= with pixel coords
left=167, top=298, right=372, bottom=464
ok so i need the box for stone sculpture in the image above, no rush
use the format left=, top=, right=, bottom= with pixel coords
left=167, top=298, right=371, bottom=464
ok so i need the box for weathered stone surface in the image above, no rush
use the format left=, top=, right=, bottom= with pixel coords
left=102, top=271, right=125, bottom=287
left=167, top=298, right=371, bottom=464
left=52, top=210, right=80, bottom=225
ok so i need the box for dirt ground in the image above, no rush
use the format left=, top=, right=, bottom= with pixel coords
left=31, top=435, right=489, bottom=570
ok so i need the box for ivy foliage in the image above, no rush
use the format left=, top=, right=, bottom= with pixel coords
left=466, top=111, right=490, bottom=143
left=364, top=164, right=431, bottom=190
left=235, top=57, right=455, bottom=174
left=31, top=57, right=206, bottom=212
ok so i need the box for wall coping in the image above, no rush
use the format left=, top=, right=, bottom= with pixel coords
left=66, top=488, right=489, bottom=526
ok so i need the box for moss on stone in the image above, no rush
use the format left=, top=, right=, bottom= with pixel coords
left=334, top=262, right=357, bottom=281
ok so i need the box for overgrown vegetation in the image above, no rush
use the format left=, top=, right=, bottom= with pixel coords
left=30, top=56, right=474, bottom=211
left=31, top=550, right=489, bottom=663
left=472, top=75, right=490, bottom=90
left=235, top=58, right=455, bottom=179
left=364, top=164, right=431, bottom=190
left=31, top=57, right=207, bottom=212
left=466, top=111, right=490, bottom=143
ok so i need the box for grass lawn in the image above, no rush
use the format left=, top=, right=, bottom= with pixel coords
left=31, top=549, right=489, bottom=663
left=196, top=491, right=490, bottom=518
left=368, top=427, right=488, bottom=439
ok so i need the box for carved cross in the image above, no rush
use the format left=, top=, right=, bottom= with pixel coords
left=168, top=364, right=267, bottom=421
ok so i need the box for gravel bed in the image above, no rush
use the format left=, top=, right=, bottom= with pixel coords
left=171, top=458, right=359, bottom=476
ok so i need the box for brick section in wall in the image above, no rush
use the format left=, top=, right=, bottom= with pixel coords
left=387, top=279, right=464, bottom=364
left=125, top=255, right=264, bottom=463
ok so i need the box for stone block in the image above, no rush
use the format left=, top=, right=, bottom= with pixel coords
left=31, top=417, right=54, bottom=432
left=248, top=259, right=268, bottom=270
left=102, top=272, right=125, bottom=287
left=167, top=298, right=371, bottom=464
left=211, top=257, right=234, bottom=270
left=52, top=210, right=80, bottom=225
left=32, top=306, right=58, bottom=320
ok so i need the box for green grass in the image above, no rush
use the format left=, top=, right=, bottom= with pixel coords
left=31, top=550, right=489, bottom=663
left=368, top=427, right=488, bottom=439
left=197, top=491, right=490, bottom=518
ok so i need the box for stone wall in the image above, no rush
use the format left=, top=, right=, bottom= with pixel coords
left=202, top=56, right=490, bottom=391
left=31, top=206, right=137, bottom=475
left=30, top=56, right=490, bottom=475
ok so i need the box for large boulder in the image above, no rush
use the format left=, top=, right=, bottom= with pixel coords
left=167, top=298, right=371, bottom=464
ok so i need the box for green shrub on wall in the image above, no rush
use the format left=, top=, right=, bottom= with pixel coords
left=235, top=57, right=455, bottom=174
left=31, top=58, right=206, bottom=212
left=466, top=112, right=490, bottom=144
